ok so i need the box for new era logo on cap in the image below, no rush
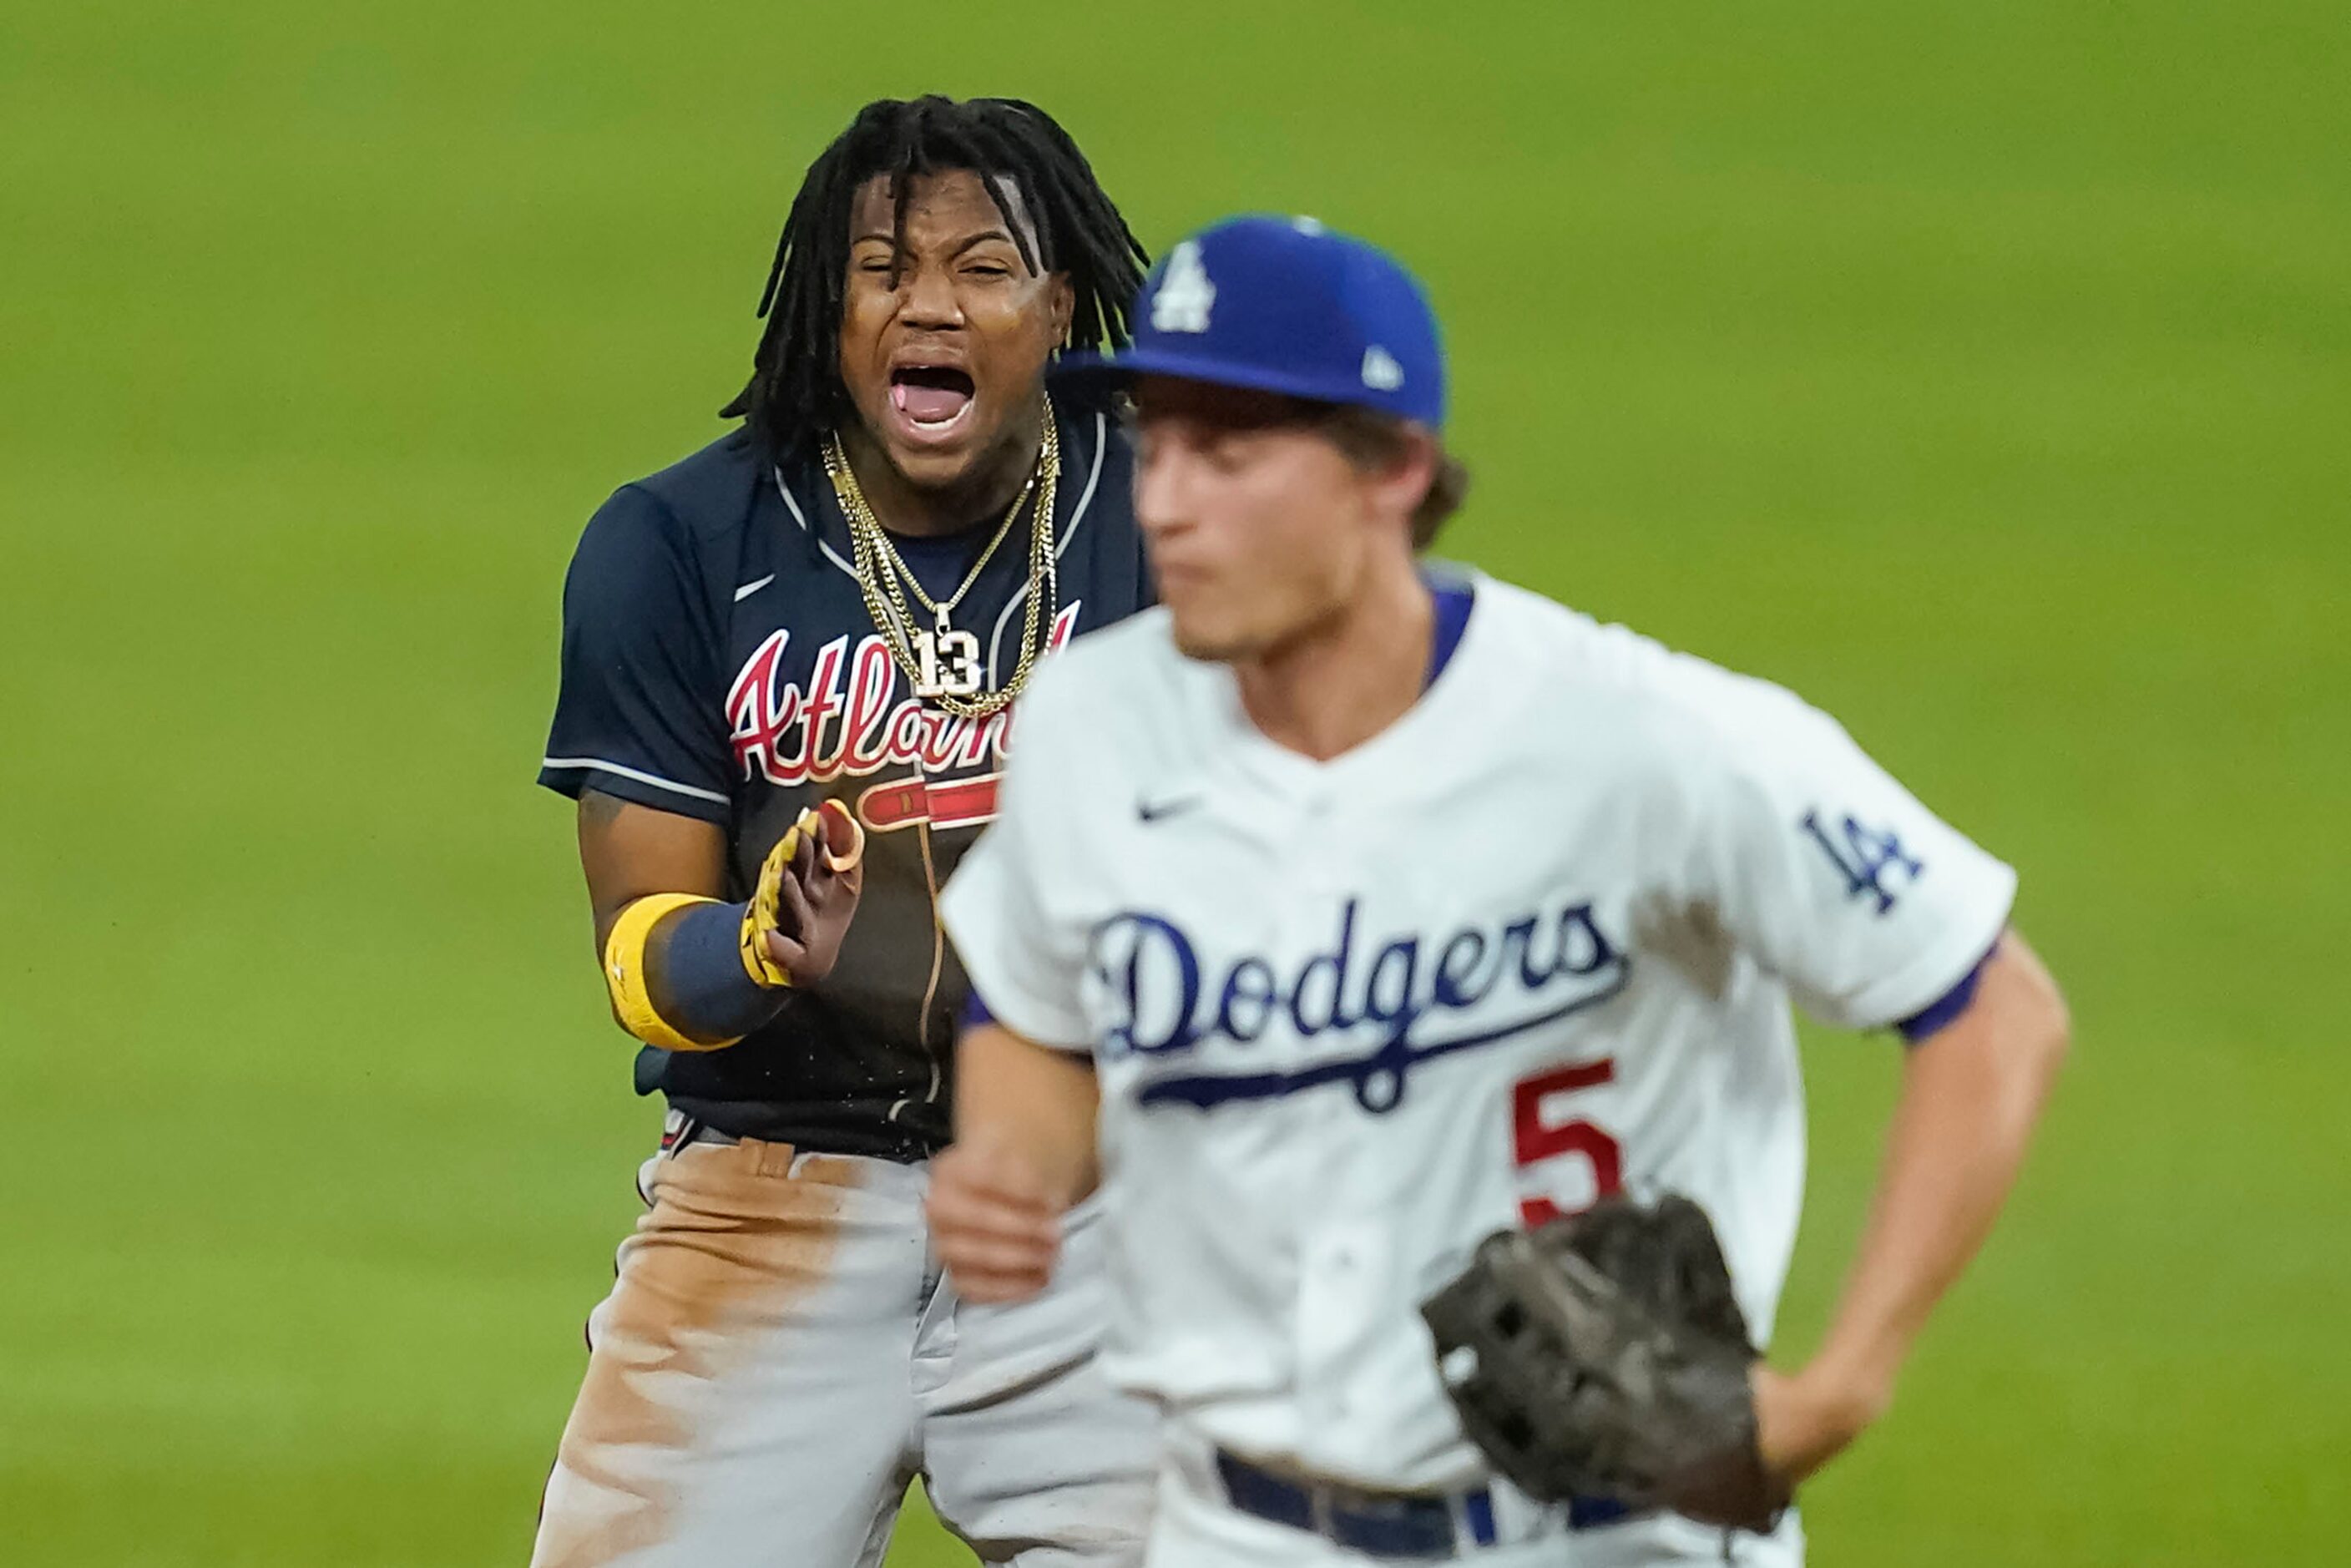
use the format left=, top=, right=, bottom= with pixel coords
left=1361, top=346, right=1404, bottom=391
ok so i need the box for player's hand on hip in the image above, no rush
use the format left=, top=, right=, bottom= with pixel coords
left=1752, top=1361, right=1890, bottom=1488
left=763, top=800, right=867, bottom=986
left=928, top=1140, right=1064, bottom=1304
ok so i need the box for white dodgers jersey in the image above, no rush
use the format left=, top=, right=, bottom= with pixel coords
left=940, top=574, right=2015, bottom=1494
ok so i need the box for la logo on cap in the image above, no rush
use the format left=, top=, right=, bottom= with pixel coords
left=1361, top=345, right=1404, bottom=391
left=1152, top=240, right=1216, bottom=334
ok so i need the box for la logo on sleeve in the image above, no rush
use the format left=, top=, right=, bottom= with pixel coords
left=1800, top=809, right=1924, bottom=915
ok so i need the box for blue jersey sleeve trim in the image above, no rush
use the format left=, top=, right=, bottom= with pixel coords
left=1424, top=575, right=1476, bottom=691
left=1897, top=943, right=1998, bottom=1044
left=958, top=976, right=1095, bottom=1053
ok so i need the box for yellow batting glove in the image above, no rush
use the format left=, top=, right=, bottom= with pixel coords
left=740, top=807, right=823, bottom=989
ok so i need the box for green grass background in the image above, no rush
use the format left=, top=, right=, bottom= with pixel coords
left=3, top=2, right=2344, bottom=1562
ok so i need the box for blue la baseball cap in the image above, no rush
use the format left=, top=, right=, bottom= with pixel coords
left=1059, top=214, right=1447, bottom=427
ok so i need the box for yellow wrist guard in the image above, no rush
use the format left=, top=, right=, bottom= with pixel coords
left=740, top=807, right=824, bottom=989
left=604, top=892, right=736, bottom=1053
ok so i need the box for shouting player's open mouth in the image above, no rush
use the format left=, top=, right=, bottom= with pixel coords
left=888, top=362, right=977, bottom=447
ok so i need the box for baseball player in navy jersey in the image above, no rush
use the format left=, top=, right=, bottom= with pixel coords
left=530, top=99, right=1160, bottom=1567
left=928, top=216, right=2072, bottom=1565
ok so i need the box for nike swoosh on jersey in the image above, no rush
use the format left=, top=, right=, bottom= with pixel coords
left=1136, top=796, right=1201, bottom=823
left=734, top=574, right=777, bottom=602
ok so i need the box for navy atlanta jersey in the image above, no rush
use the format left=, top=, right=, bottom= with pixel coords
left=540, top=407, right=1149, bottom=1161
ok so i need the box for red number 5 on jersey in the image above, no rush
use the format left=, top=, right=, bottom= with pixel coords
left=1512, top=1059, right=1623, bottom=1227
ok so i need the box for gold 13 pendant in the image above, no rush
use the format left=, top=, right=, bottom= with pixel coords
left=913, top=611, right=983, bottom=700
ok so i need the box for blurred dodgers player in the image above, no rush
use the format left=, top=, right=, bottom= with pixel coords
left=925, top=215, right=2071, bottom=1565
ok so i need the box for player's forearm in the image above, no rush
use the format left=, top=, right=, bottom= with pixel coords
left=584, top=797, right=861, bottom=1052
left=955, top=1023, right=1102, bottom=1206
left=1813, top=934, right=2070, bottom=1399
left=929, top=1023, right=1100, bottom=1303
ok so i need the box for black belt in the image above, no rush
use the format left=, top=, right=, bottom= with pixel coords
left=1213, top=1449, right=1641, bottom=1559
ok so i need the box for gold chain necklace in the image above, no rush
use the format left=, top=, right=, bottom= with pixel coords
left=867, top=465, right=1034, bottom=639
left=822, top=402, right=1061, bottom=721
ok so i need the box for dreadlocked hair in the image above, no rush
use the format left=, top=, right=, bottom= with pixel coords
left=721, top=96, right=1148, bottom=458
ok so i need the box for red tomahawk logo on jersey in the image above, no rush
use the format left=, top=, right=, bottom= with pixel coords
left=857, top=771, right=1005, bottom=833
